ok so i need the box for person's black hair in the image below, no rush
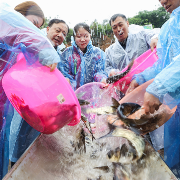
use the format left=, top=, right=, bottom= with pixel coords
left=48, top=19, right=69, bottom=33
left=73, top=23, right=90, bottom=37
left=109, top=14, right=127, bottom=26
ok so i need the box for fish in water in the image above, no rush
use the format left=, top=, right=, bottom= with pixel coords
left=11, top=113, right=177, bottom=180
left=78, top=99, right=90, bottom=106
left=106, top=59, right=134, bottom=84
left=103, top=120, right=176, bottom=180
left=76, top=92, right=90, bottom=106
left=81, top=113, right=95, bottom=140
left=99, top=122, right=145, bottom=163
left=106, top=128, right=145, bottom=162
left=83, top=97, right=120, bottom=115
left=116, top=102, right=166, bottom=135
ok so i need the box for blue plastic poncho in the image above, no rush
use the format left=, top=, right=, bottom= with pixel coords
left=58, top=39, right=107, bottom=90
left=9, top=109, right=40, bottom=163
left=0, top=3, right=60, bottom=179
left=133, top=6, right=180, bottom=178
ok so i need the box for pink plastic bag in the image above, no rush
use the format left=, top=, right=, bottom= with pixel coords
left=114, top=49, right=158, bottom=94
left=2, top=53, right=81, bottom=134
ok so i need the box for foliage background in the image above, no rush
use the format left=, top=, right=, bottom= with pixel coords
left=41, top=7, right=170, bottom=45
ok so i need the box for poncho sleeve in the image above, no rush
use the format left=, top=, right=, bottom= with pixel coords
left=146, top=54, right=180, bottom=108
left=93, top=50, right=108, bottom=82
left=141, top=28, right=160, bottom=46
left=134, top=13, right=180, bottom=108
left=0, top=2, right=60, bottom=66
left=58, top=48, right=77, bottom=90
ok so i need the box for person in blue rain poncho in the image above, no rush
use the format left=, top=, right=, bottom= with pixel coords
left=9, top=17, right=69, bottom=169
left=58, top=22, right=108, bottom=91
left=0, top=1, right=60, bottom=179
left=127, top=0, right=180, bottom=177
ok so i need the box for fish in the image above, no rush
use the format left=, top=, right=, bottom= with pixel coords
left=76, top=92, right=90, bottom=106
left=107, top=143, right=139, bottom=165
left=83, top=97, right=120, bottom=115
left=117, top=102, right=166, bottom=135
left=117, top=103, right=149, bottom=128
left=93, top=166, right=110, bottom=173
left=98, top=117, right=145, bottom=165
left=106, top=128, right=145, bottom=161
left=106, top=60, right=134, bottom=84
left=81, top=113, right=95, bottom=140
left=71, top=126, right=86, bottom=154
left=85, top=106, right=117, bottom=115
left=78, top=99, right=90, bottom=106
left=113, top=163, right=130, bottom=180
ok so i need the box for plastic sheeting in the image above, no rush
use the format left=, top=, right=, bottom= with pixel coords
left=9, top=109, right=40, bottom=163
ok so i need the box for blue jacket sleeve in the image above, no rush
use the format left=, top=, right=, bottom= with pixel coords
left=133, top=58, right=163, bottom=85
left=105, top=47, right=115, bottom=75
left=146, top=54, right=180, bottom=108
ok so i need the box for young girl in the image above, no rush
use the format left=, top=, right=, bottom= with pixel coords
left=58, top=23, right=107, bottom=90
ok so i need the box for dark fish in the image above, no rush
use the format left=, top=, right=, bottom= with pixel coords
left=84, top=98, right=119, bottom=115
left=71, top=128, right=86, bottom=154
left=113, top=163, right=130, bottom=180
left=117, top=102, right=165, bottom=135
left=81, top=113, right=95, bottom=140
left=117, top=103, right=149, bottom=127
left=99, top=126, right=145, bottom=162
left=76, top=92, right=90, bottom=106
left=93, top=166, right=110, bottom=173
left=106, top=60, right=134, bottom=84
left=107, top=147, right=121, bottom=163
left=109, top=128, right=145, bottom=161
left=78, top=99, right=90, bottom=106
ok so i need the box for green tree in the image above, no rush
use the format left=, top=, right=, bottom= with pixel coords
left=128, top=6, right=170, bottom=28
left=90, top=19, right=112, bottom=38
left=65, top=28, right=73, bottom=44
left=40, top=17, right=51, bottom=29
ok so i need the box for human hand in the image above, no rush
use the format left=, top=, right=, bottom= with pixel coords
left=100, top=78, right=109, bottom=88
left=150, top=38, right=158, bottom=52
left=66, top=78, right=71, bottom=85
left=101, top=77, right=107, bottom=84
left=47, top=63, right=57, bottom=72
left=125, top=80, right=139, bottom=95
left=109, top=70, right=120, bottom=77
left=143, top=92, right=161, bottom=114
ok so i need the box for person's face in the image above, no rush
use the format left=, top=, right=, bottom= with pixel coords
left=74, top=27, right=90, bottom=52
left=46, top=23, right=68, bottom=47
left=111, top=16, right=129, bottom=42
left=159, top=0, right=180, bottom=13
left=25, top=15, right=43, bottom=28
